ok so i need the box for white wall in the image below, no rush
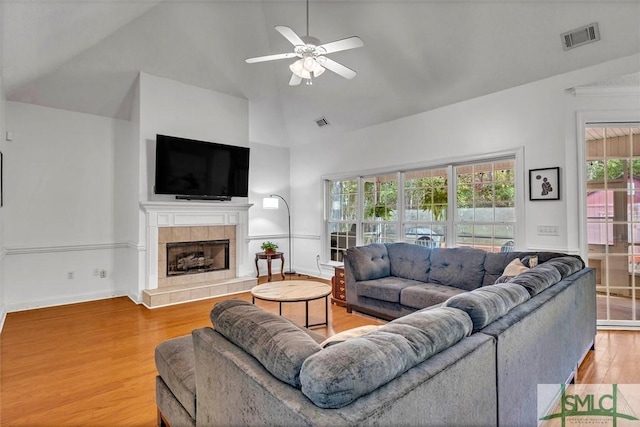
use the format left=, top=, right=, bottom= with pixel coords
left=0, top=0, right=6, bottom=326
left=0, top=73, right=291, bottom=310
left=113, top=77, right=141, bottom=302
left=247, top=142, right=292, bottom=272
left=289, top=54, right=640, bottom=276
left=0, top=61, right=6, bottom=327
left=3, top=102, right=128, bottom=310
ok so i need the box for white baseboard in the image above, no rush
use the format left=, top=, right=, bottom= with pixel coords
left=287, top=268, right=332, bottom=281
left=5, top=290, right=129, bottom=313
left=0, top=304, right=7, bottom=334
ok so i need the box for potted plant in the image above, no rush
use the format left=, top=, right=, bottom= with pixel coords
left=261, top=241, right=278, bottom=254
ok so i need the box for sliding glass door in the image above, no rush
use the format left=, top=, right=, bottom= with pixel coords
left=585, top=125, right=640, bottom=324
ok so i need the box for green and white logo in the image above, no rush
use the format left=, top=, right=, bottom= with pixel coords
left=538, top=384, right=640, bottom=426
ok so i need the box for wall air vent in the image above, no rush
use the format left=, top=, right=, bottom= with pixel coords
left=561, top=23, right=600, bottom=50
left=315, top=117, right=330, bottom=128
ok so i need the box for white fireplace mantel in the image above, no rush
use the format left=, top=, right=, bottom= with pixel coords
left=140, top=201, right=253, bottom=290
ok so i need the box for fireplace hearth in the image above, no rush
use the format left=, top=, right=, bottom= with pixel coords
left=167, top=239, right=229, bottom=277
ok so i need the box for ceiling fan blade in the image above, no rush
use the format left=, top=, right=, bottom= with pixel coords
left=246, top=52, right=297, bottom=64
left=317, top=57, right=357, bottom=79
left=289, top=74, right=303, bottom=86
left=318, top=36, right=364, bottom=54
left=275, top=26, right=305, bottom=46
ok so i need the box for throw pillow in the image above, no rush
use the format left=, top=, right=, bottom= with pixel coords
left=319, top=325, right=381, bottom=348
left=495, top=257, right=529, bottom=284
left=522, top=255, right=539, bottom=268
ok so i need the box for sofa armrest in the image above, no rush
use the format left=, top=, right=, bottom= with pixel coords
left=193, top=327, right=342, bottom=426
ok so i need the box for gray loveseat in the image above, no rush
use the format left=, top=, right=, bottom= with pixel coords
left=155, top=244, right=595, bottom=426
left=345, top=242, right=581, bottom=320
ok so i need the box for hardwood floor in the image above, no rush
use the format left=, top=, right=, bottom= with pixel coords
left=0, top=276, right=638, bottom=426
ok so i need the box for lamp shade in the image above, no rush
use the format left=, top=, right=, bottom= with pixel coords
left=263, top=197, right=279, bottom=209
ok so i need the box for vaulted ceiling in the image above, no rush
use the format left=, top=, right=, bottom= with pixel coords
left=2, top=1, right=639, bottom=146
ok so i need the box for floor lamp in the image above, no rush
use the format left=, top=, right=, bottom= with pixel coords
left=263, top=194, right=296, bottom=275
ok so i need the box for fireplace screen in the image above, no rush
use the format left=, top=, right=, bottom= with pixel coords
left=166, top=239, right=229, bottom=276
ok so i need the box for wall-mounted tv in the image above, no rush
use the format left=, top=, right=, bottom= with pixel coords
left=154, top=134, right=250, bottom=201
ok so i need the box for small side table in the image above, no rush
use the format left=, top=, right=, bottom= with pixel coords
left=255, top=252, right=285, bottom=282
left=331, top=265, right=346, bottom=307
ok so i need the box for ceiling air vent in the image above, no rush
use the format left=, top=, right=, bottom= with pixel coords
left=315, top=117, right=330, bottom=128
left=561, top=23, right=600, bottom=50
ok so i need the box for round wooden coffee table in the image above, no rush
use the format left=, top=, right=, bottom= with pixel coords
left=251, top=280, right=332, bottom=328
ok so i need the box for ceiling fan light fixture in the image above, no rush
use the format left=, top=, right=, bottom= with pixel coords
left=289, top=58, right=325, bottom=79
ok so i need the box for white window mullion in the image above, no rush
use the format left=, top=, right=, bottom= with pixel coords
left=447, top=164, right=455, bottom=248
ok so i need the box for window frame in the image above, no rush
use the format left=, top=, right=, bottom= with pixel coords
left=323, top=148, right=525, bottom=262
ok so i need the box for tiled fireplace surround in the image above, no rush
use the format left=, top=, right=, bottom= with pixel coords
left=141, top=202, right=256, bottom=308
left=158, top=225, right=235, bottom=287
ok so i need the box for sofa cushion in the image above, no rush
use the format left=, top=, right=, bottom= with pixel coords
left=356, top=276, right=419, bottom=303
left=429, top=247, right=487, bottom=290
left=543, top=256, right=583, bottom=279
left=386, top=242, right=431, bottom=282
left=443, top=283, right=530, bottom=331
left=509, top=263, right=562, bottom=296
left=346, top=243, right=390, bottom=281
left=299, top=307, right=473, bottom=408
left=319, top=325, right=381, bottom=348
left=400, top=283, right=467, bottom=309
left=210, top=299, right=322, bottom=388
left=155, top=335, right=196, bottom=419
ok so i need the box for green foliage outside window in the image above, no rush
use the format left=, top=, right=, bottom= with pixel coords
left=406, top=175, right=448, bottom=221
left=457, top=169, right=514, bottom=209
left=330, top=179, right=358, bottom=221
left=587, top=159, right=640, bottom=182
left=364, top=178, right=397, bottom=220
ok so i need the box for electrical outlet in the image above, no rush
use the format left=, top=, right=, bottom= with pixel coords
left=93, top=268, right=100, bottom=277
left=67, top=271, right=75, bottom=280
left=100, top=270, right=107, bottom=278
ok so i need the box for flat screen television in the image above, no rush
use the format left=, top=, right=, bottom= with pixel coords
left=154, top=134, right=250, bottom=200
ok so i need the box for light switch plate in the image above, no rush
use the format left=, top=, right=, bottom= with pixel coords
left=537, top=225, right=559, bottom=236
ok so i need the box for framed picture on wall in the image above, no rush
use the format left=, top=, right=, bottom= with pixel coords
left=529, top=167, right=560, bottom=201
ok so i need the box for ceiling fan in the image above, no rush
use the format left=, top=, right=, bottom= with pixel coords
left=245, top=0, right=364, bottom=86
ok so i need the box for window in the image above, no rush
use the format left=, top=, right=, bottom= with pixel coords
left=454, top=160, right=516, bottom=252
left=325, top=157, right=517, bottom=260
left=363, top=174, right=398, bottom=245
left=404, top=168, right=448, bottom=248
left=327, top=179, right=357, bottom=261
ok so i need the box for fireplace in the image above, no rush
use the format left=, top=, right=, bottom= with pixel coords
left=155, top=224, right=238, bottom=289
left=166, top=239, right=230, bottom=277
left=140, top=202, right=256, bottom=308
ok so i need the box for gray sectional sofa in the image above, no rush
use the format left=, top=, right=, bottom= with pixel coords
left=154, top=243, right=596, bottom=427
